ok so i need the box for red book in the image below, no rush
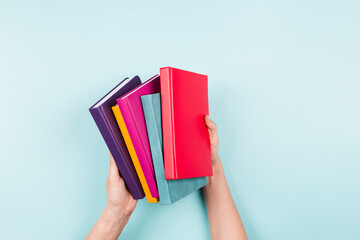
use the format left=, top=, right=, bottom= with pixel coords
left=160, top=67, right=213, bottom=179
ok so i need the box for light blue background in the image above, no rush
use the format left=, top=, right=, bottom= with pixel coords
left=1, top=1, right=359, bottom=239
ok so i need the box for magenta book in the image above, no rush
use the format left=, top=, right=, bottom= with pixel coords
left=116, top=75, right=160, bottom=198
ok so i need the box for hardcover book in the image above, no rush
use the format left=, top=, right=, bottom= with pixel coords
left=115, top=75, right=160, bottom=203
left=160, top=67, right=213, bottom=179
left=89, top=77, right=144, bottom=199
left=141, top=93, right=207, bottom=204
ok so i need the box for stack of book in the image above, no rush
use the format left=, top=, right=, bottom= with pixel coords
left=89, top=67, right=213, bottom=204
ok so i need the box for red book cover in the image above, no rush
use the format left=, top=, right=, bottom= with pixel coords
left=160, top=67, right=213, bottom=179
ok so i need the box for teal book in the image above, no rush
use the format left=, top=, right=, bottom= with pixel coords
left=141, top=93, right=207, bottom=204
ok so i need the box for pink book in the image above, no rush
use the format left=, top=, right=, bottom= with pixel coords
left=116, top=75, right=160, bottom=198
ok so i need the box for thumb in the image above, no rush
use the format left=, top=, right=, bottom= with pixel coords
left=204, top=115, right=219, bottom=146
left=205, top=115, right=217, bottom=136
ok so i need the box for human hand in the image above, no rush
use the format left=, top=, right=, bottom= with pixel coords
left=203, top=116, right=248, bottom=240
left=105, top=153, right=137, bottom=219
left=204, top=115, right=220, bottom=165
left=85, top=154, right=137, bottom=240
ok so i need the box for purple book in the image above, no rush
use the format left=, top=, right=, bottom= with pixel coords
left=89, top=76, right=144, bottom=199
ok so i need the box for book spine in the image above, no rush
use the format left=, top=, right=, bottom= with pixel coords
left=160, top=67, right=177, bottom=179
left=115, top=101, right=159, bottom=203
left=89, top=107, right=144, bottom=199
left=152, top=96, right=172, bottom=204
left=142, top=95, right=172, bottom=204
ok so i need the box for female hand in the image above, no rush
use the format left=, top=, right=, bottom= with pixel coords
left=85, top=154, right=137, bottom=240
left=105, top=153, right=137, bottom=218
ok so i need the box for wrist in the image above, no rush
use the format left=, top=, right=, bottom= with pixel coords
left=212, top=156, right=221, bottom=171
left=207, top=158, right=222, bottom=182
left=104, top=204, right=131, bottom=221
left=211, top=152, right=220, bottom=165
left=98, top=205, right=130, bottom=235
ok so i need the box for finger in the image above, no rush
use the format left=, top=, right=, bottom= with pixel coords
left=204, top=115, right=217, bottom=134
left=109, top=152, right=121, bottom=180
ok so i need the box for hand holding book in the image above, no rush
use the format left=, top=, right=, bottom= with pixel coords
left=106, top=153, right=138, bottom=218
left=203, top=116, right=248, bottom=240
left=85, top=153, right=137, bottom=240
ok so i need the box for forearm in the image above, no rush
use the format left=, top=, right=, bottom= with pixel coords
left=203, top=159, right=247, bottom=240
left=85, top=205, right=130, bottom=240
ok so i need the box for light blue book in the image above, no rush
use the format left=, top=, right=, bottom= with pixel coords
left=141, top=93, right=207, bottom=204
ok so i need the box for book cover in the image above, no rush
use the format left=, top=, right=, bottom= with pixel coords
left=116, top=75, right=160, bottom=202
left=89, top=77, right=144, bottom=199
left=160, top=67, right=213, bottom=179
left=141, top=93, right=207, bottom=204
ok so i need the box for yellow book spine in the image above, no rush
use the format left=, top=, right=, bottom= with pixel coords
left=112, top=104, right=159, bottom=203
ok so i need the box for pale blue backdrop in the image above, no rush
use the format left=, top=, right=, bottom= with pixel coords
left=0, top=1, right=359, bottom=239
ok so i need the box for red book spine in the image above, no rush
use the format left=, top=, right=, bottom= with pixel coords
left=160, top=67, right=176, bottom=179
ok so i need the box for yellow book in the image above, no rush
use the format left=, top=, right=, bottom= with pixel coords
left=112, top=104, right=159, bottom=203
